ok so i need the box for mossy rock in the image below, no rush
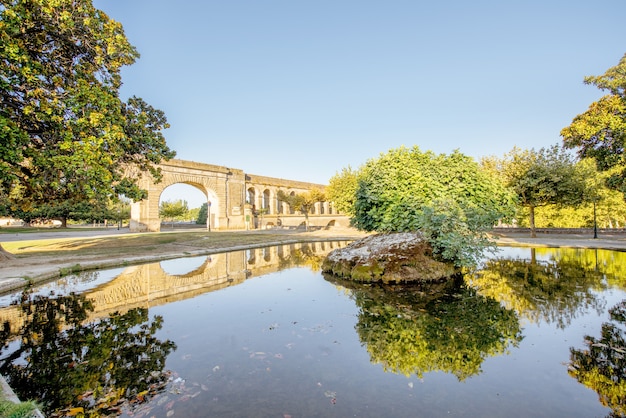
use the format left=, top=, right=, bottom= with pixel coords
left=322, top=232, right=457, bottom=284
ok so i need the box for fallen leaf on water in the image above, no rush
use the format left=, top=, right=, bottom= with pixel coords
left=66, top=407, right=84, bottom=416
left=167, top=410, right=175, bottom=417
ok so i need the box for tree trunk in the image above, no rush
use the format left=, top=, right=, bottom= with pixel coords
left=0, top=244, right=15, bottom=260
left=529, top=205, right=537, bottom=238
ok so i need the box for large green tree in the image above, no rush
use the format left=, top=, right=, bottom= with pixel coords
left=0, top=0, right=175, bottom=257
left=351, top=146, right=515, bottom=267
left=483, top=145, right=589, bottom=237
left=561, top=52, right=626, bottom=197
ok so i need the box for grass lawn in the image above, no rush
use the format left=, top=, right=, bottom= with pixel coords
left=1, top=231, right=309, bottom=258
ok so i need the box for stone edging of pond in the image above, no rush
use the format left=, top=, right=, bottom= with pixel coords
left=0, top=235, right=364, bottom=295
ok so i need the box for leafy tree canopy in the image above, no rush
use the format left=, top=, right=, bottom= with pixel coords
left=482, top=145, right=589, bottom=237
left=159, top=199, right=188, bottom=222
left=513, top=163, right=626, bottom=229
left=196, top=202, right=208, bottom=224
left=326, top=165, right=360, bottom=217
left=561, top=52, right=626, bottom=197
left=351, top=146, right=516, bottom=267
left=0, top=0, right=175, bottom=215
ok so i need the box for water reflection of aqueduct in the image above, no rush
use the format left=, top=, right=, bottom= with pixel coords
left=0, top=241, right=349, bottom=331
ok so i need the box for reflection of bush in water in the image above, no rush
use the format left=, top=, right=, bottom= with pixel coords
left=469, top=249, right=607, bottom=328
left=325, top=275, right=522, bottom=380
left=0, top=290, right=176, bottom=417
left=569, top=299, right=626, bottom=417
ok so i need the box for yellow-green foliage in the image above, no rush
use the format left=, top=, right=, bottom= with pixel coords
left=350, top=282, right=522, bottom=380
left=568, top=299, right=626, bottom=417
left=469, top=247, right=626, bottom=328
left=514, top=165, right=626, bottom=228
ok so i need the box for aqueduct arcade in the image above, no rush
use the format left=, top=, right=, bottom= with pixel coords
left=130, top=159, right=347, bottom=232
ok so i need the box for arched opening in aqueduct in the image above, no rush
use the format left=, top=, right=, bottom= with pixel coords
left=158, top=181, right=219, bottom=230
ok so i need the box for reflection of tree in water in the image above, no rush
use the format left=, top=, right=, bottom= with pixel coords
left=0, top=289, right=176, bottom=417
left=325, top=275, right=522, bottom=381
left=539, top=247, right=626, bottom=290
left=59, top=270, right=101, bottom=287
left=569, top=299, right=626, bottom=418
left=469, top=248, right=606, bottom=328
left=277, top=242, right=329, bottom=272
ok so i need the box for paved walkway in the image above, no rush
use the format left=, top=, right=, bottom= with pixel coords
left=491, top=231, right=626, bottom=251
left=0, top=226, right=152, bottom=241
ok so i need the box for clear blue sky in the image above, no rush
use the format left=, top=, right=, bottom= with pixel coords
left=95, top=0, right=625, bottom=207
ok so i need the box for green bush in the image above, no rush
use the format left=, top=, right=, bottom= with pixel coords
left=352, top=146, right=516, bottom=267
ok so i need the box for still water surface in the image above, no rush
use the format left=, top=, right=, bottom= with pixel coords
left=0, top=243, right=625, bottom=417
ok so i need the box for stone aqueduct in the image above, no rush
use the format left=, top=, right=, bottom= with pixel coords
left=130, top=159, right=349, bottom=232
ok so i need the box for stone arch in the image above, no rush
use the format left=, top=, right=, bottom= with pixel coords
left=157, top=177, right=220, bottom=230
left=158, top=181, right=207, bottom=207
left=131, top=164, right=229, bottom=232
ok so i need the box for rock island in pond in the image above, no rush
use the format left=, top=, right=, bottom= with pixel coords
left=321, top=232, right=458, bottom=284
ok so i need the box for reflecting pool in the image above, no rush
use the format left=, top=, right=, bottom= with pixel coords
left=1, top=243, right=625, bottom=417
